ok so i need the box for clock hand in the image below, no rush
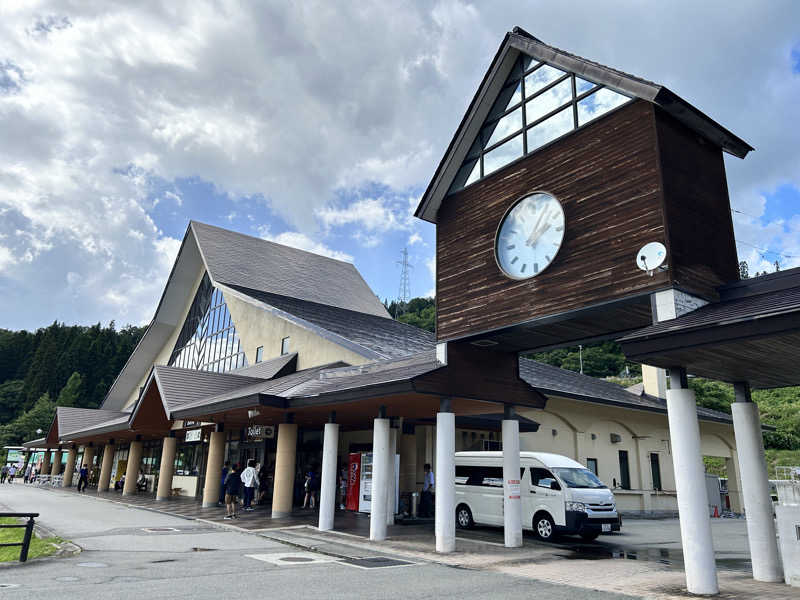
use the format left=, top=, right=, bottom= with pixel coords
left=528, top=222, right=552, bottom=247
left=526, top=209, right=548, bottom=246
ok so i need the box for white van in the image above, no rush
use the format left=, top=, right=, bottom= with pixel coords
left=454, top=451, right=620, bottom=541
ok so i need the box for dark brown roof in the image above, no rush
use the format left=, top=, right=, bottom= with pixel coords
left=153, top=365, right=265, bottom=413
left=57, top=407, right=131, bottom=439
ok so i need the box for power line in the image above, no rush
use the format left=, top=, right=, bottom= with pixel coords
left=735, top=239, right=798, bottom=260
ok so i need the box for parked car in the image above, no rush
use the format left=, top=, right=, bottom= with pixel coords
left=454, top=451, right=620, bottom=541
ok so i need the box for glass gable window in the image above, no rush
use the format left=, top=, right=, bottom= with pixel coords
left=448, top=55, right=631, bottom=193
left=168, top=273, right=248, bottom=373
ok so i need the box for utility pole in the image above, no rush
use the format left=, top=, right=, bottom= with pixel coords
left=579, top=344, right=584, bottom=375
left=395, top=247, right=412, bottom=317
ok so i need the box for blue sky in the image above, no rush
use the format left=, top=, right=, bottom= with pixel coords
left=0, top=2, right=798, bottom=330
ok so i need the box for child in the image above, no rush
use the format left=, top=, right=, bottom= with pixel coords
left=224, top=464, right=241, bottom=520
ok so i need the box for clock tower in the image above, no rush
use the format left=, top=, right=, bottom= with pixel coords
left=416, top=28, right=751, bottom=353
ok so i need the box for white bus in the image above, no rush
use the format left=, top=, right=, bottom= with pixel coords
left=454, top=451, right=620, bottom=541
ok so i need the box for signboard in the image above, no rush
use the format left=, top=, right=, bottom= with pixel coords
left=246, top=425, right=275, bottom=441
left=185, top=429, right=202, bottom=443
left=345, top=453, right=361, bottom=511
left=6, top=449, right=22, bottom=464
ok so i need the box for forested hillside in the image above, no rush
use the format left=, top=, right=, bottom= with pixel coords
left=0, top=322, right=145, bottom=457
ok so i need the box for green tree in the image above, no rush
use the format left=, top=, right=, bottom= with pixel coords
left=0, top=392, right=56, bottom=450
left=56, top=372, right=83, bottom=407
left=0, top=379, right=24, bottom=423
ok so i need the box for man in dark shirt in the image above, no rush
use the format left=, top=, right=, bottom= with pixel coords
left=77, top=464, right=89, bottom=492
left=224, top=464, right=241, bottom=520
left=218, top=461, right=230, bottom=506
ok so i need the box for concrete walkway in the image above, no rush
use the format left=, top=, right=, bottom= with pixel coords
left=0, top=484, right=638, bottom=600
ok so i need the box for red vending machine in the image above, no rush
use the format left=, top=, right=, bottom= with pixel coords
left=345, top=453, right=361, bottom=511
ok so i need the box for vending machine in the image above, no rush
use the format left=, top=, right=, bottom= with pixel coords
left=345, top=452, right=399, bottom=514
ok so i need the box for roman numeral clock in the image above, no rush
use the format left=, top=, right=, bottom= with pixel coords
left=415, top=28, right=750, bottom=354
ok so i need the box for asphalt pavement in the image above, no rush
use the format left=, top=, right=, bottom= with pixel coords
left=0, top=484, right=638, bottom=600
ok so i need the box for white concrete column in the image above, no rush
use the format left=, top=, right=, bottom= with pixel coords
left=272, top=422, right=298, bottom=518
left=63, top=446, right=77, bottom=487
left=202, top=430, right=226, bottom=507
left=386, top=425, right=397, bottom=526
left=731, top=384, right=783, bottom=583
left=156, top=436, right=177, bottom=501
left=502, top=411, right=523, bottom=548
left=97, top=442, right=115, bottom=492
left=122, top=440, right=143, bottom=496
left=666, top=369, right=718, bottom=596
left=369, top=415, right=390, bottom=541
left=319, top=420, right=339, bottom=531
left=435, top=400, right=455, bottom=553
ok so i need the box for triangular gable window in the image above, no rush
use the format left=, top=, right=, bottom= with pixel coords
left=449, top=55, right=631, bottom=193
left=168, top=273, right=248, bottom=372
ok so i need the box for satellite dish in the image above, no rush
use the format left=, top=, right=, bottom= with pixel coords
left=636, top=242, right=667, bottom=276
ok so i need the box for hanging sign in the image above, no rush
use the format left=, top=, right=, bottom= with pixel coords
left=246, top=425, right=275, bottom=441
left=185, top=429, right=202, bottom=443
left=507, top=478, right=521, bottom=500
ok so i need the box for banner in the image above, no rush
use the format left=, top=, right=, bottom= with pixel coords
left=345, top=453, right=361, bottom=511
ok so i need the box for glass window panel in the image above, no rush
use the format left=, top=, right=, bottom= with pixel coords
left=483, top=107, right=522, bottom=148
left=575, top=77, right=596, bottom=95
left=521, top=55, right=535, bottom=73
left=525, top=79, right=572, bottom=124
left=526, top=107, right=574, bottom=153
left=525, top=64, right=567, bottom=98
left=255, top=346, right=264, bottom=363
left=577, top=87, right=630, bottom=126
left=487, top=82, right=523, bottom=121
left=483, top=133, right=523, bottom=175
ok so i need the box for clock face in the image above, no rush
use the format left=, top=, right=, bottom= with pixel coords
left=495, top=192, right=565, bottom=279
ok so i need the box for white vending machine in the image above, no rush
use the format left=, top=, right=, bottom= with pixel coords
left=357, top=452, right=399, bottom=514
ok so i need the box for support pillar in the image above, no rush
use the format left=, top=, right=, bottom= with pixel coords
left=399, top=426, right=416, bottom=494
left=319, top=417, right=339, bottom=531
left=202, top=427, right=226, bottom=508
left=502, top=406, right=523, bottom=548
left=369, top=410, right=390, bottom=541
left=731, top=383, right=783, bottom=583
left=122, top=439, right=143, bottom=496
left=666, top=368, right=718, bottom=596
left=97, top=441, right=115, bottom=492
left=63, top=446, right=77, bottom=487
left=725, top=453, right=744, bottom=513
left=41, top=450, right=51, bottom=477
left=435, top=398, right=455, bottom=553
left=387, top=424, right=397, bottom=526
left=50, top=450, right=62, bottom=477
left=82, top=445, right=95, bottom=469
left=271, top=422, right=298, bottom=518
left=156, top=435, right=177, bottom=501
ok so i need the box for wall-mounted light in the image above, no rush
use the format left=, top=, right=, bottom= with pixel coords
left=248, top=409, right=261, bottom=419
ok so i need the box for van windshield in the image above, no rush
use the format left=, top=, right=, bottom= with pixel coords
left=552, top=468, right=606, bottom=489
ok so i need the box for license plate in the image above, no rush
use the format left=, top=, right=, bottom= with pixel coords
left=601, top=524, right=611, bottom=532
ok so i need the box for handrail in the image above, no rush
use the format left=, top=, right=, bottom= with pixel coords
left=0, top=512, right=39, bottom=562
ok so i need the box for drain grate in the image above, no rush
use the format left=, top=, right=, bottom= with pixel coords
left=245, top=552, right=339, bottom=566
left=191, top=547, right=217, bottom=552
left=342, top=557, right=415, bottom=569
left=0, top=584, right=20, bottom=589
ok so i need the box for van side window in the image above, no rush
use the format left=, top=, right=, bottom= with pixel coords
left=531, top=467, right=558, bottom=489
left=455, top=466, right=504, bottom=487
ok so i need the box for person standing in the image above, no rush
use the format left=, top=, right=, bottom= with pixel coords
left=420, top=463, right=434, bottom=518
left=7, top=464, right=17, bottom=483
left=1, top=465, right=7, bottom=484
left=240, top=459, right=259, bottom=511
left=77, top=463, right=89, bottom=492
left=224, top=463, right=241, bottom=520
left=24, top=463, right=33, bottom=484
left=338, top=465, right=347, bottom=510
left=218, top=461, right=230, bottom=506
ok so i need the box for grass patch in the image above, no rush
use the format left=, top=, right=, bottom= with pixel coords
left=0, top=517, right=65, bottom=562
left=765, top=449, right=800, bottom=478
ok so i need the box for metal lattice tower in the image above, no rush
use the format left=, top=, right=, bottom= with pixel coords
left=395, top=247, right=412, bottom=316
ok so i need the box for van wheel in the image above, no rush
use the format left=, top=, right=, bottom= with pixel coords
left=455, top=505, right=474, bottom=529
left=533, top=513, right=556, bottom=541
left=579, top=531, right=600, bottom=541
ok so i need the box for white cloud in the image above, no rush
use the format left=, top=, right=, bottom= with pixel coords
left=0, top=1, right=798, bottom=327
left=408, top=232, right=422, bottom=246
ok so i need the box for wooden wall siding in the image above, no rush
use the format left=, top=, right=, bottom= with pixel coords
left=654, top=109, right=739, bottom=300
left=436, top=100, right=670, bottom=342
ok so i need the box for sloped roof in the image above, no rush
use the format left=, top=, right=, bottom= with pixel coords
left=232, top=352, right=298, bottom=379
left=57, top=407, right=131, bottom=439
left=416, top=27, right=753, bottom=223
left=152, top=365, right=265, bottom=413
left=227, top=285, right=435, bottom=360
left=518, top=358, right=733, bottom=424
left=191, top=221, right=389, bottom=318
